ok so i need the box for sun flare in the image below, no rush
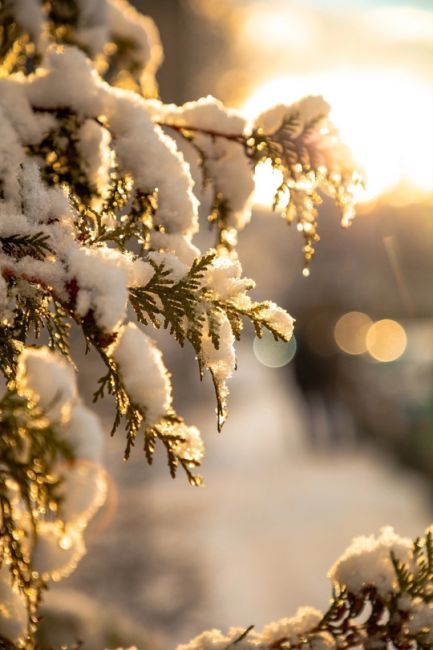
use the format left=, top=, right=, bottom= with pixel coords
left=243, top=70, right=433, bottom=206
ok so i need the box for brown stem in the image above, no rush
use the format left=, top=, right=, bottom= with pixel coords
left=157, top=121, right=246, bottom=145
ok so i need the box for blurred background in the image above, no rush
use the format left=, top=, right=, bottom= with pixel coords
left=38, top=0, right=433, bottom=647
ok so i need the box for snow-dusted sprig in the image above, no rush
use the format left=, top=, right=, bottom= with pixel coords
left=152, top=95, right=362, bottom=271
left=2, top=272, right=72, bottom=364
left=0, top=388, right=71, bottom=642
left=129, top=253, right=216, bottom=347
left=1, top=346, right=107, bottom=646
left=86, top=320, right=204, bottom=485
left=26, top=108, right=96, bottom=206
left=179, top=528, right=433, bottom=650
left=248, top=97, right=363, bottom=274
left=391, top=530, right=433, bottom=598
left=130, top=252, right=293, bottom=429
left=84, top=186, right=158, bottom=252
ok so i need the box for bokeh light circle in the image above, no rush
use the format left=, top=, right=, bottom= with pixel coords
left=253, top=330, right=297, bottom=368
left=366, top=319, right=407, bottom=362
left=334, top=311, right=373, bottom=355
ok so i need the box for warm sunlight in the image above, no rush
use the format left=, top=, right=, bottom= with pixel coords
left=243, top=70, right=433, bottom=206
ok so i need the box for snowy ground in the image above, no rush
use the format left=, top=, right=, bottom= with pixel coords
left=43, top=339, right=432, bottom=649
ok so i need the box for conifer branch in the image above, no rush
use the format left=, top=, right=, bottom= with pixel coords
left=0, top=233, right=54, bottom=261
left=0, top=389, right=72, bottom=642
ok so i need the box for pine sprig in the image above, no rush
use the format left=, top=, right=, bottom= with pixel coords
left=26, top=108, right=158, bottom=257
left=89, top=334, right=143, bottom=456
left=147, top=414, right=204, bottom=487
left=248, top=112, right=326, bottom=272
left=219, top=533, right=433, bottom=650
left=132, top=256, right=291, bottom=350
left=215, top=298, right=291, bottom=342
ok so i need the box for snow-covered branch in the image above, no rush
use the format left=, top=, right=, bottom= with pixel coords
left=0, top=1, right=376, bottom=647
left=178, top=528, right=433, bottom=650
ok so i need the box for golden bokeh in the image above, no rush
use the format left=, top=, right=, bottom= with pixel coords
left=366, top=319, right=407, bottom=362
left=334, top=311, right=373, bottom=355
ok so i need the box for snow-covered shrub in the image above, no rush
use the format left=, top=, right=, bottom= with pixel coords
left=1, top=1, right=429, bottom=649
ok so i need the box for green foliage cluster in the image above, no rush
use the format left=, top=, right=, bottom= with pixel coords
left=0, top=91, right=295, bottom=480
left=130, top=252, right=291, bottom=430
left=0, top=389, right=72, bottom=644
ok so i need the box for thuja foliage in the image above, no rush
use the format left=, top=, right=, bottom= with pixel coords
left=179, top=529, right=433, bottom=649
left=1, top=1, right=428, bottom=649
left=0, top=387, right=72, bottom=643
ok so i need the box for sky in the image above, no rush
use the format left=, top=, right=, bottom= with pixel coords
left=200, top=0, right=433, bottom=203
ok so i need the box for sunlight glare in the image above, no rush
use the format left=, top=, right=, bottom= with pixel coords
left=244, top=71, right=433, bottom=205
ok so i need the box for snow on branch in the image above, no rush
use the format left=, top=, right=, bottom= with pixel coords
left=0, top=43, right=297, bottom=453
left=178, top=528, right=433, bottom=649
left=0, top=2, right=371, bottom=646
left=149, top=95, right=362, bottom=269
left=0, top=347, right=106, bottom=643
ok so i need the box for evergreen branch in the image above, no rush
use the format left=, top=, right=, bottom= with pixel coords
left=88, top=328, right=203, bottom=485
left=130, top=253, right=290, bottom=428
left=129, top=252, right=216, bottom=348
left=4, top=278, right=72, bottom=365
left=0, top=232, right=54, bottom=261
left=0, top=389, right=72, bottom=643
left=75, top=170, right=157, bottom=252
left=184, top=532, right=433, bottom=649
left=27, top=109, right=158, bottom=256
left=247, top=110, right=362, bottom=273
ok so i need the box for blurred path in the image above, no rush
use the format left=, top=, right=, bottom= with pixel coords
left=63, top=340, right=431, bottom=649
left=147, top=343, right=431, bottom=646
